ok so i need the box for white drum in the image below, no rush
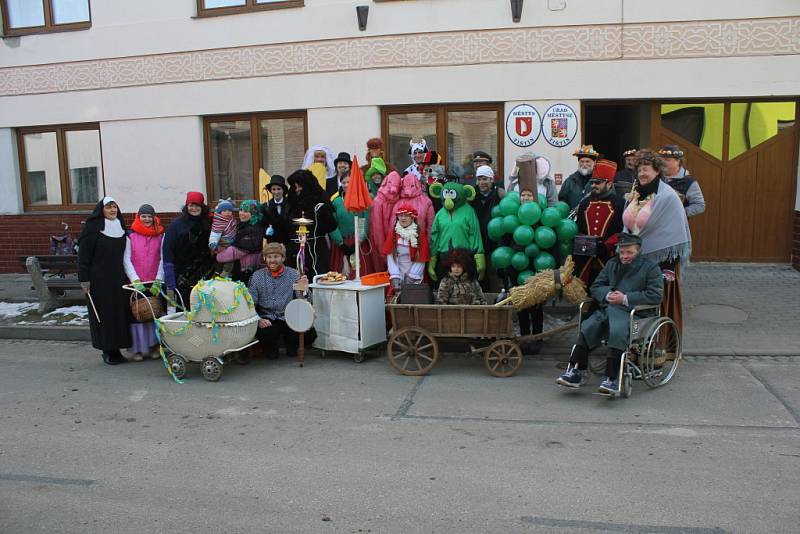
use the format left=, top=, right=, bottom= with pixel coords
left=285, top=299, right=314, bottom=333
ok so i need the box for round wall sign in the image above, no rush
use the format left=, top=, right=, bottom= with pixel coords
left=542, top=103, right=579, bottom=147
left=505, top=104, right=542, bottom=147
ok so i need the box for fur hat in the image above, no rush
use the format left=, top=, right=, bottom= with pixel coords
left=367, top=138, right=384, bottom=151
left=263, top=241, right=286, bottom=258
left=443, top=248, right=478, bottom=280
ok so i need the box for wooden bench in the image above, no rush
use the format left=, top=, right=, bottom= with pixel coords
left=21, top=255, right=82, bottom=313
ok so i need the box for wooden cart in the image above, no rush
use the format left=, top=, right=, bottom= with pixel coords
left=386, top=298, right=576, bottom=377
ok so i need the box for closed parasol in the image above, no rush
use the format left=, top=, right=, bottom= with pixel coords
left=344, top=155, right=372, bottom=280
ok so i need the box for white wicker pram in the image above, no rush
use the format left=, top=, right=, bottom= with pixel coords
left=124, top=278, right=260, bottom=382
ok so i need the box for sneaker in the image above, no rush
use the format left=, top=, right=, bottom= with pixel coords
left=556, top=367, right=584, bottom=388
left=598, top=377, right=618, bottom=394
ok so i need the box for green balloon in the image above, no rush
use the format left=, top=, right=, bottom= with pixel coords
left=499, top=196, right=521, bottom=217
left=555, top=201, right=571, bottom=219
left=502, top=214, right=520, bottom=234
left=491, top=246, right=514, bottom=269
left=534, top=226, right=557, bottom=249
left=556, top=218, right=579, bottom=241
left=512, top=225, right=535, bottom=246
left=534, top=251, right=557, bottom=272
left=511, top=251, right=530, bottom=271
left=524, top=243, right=540, bottom=258
left=541, top=207, right=561, bottom=228
left=517, top=202, right=542, bottom=225
left=558, top=240, right=573, bottom=258
left=506, top=191, right=521, bottom=203
left=537, top=194, right=547, bottom=210
left=491, top=205, right=502, bottom=218
left=517, top=270, right=535, bottom=285
left=487, top=217, right=505, bottom=241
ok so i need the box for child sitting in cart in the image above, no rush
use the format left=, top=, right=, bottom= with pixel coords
left=383, top=204, right=430, bottom=290
left=436, top=248, right=487, bottom=305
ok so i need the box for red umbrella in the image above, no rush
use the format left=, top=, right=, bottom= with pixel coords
left=344, top=156, right=372, bottom=279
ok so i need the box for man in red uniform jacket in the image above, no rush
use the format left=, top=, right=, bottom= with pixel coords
left=573, top=159, right=626, bottom=286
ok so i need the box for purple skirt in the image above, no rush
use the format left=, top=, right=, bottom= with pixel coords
left=129, top=322, right=158, bottom=353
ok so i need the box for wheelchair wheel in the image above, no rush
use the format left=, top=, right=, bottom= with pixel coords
left=641, top=317, right=681, bottom=388
left=622, top=372, right=632, bottom=398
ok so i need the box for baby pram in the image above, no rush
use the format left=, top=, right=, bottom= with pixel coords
left=124, top=278, right=260, bottom=382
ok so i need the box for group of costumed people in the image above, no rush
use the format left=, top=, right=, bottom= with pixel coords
left=78, top=137, right=698, bottom=374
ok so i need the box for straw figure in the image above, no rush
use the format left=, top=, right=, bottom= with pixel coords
left=496, top=255, right=588, bottom=310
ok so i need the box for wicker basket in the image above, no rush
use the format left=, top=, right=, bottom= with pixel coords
left=130, top=293, right=164, bottom=322
left=158, top=312, right=259, bottom=361
left=189, top=279, right=254, bottom=323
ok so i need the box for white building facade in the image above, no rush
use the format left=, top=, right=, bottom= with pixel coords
left=1, top=0, right=799, bottom=267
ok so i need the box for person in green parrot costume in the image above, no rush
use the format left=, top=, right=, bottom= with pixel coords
left=427, top=181, right=485, bottom=282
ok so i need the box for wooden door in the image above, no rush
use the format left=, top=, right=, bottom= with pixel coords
left=652, top=102, right=798, bottom=262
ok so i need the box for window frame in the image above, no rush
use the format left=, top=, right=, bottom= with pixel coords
left=195, top=0, right=304, bottom=18
left=203, top=110, right=308, bottom=202
left=1, top=0, right=92, bottom=37
left=381, top=102, right=505, bottom=181
left=16, top=122, right=105, bottom=212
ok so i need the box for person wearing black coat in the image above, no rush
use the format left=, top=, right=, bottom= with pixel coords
left=260, top=175, right=292, bottom=248
left=78, top=197, right=132, bottom=365
left=285, top=169, right=338, bottom=277
left=162, top=191, right=214, bottom=308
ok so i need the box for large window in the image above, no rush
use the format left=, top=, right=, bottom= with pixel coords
left=196, top=0, right=303, bottom=17
left=1, top=0, right=91, bottom=36
left=17, top=124, right=104, bottom=210
left=382, top=104, right=503, bottom=183
left=204, top=112, right=307, bottom=202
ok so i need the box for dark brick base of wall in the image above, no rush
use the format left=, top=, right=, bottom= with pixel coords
left=793, top=210, right=800, bottom=272
left=0, top=212, right=179, bottom=273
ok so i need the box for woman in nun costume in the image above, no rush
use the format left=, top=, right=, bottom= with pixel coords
left=78, top=197, right=132, bottom=365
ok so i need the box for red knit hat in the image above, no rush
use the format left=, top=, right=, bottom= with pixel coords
left=592, top=159, right=617, bottom=182
left=185, top=191, right=205, bottom=206
left=396, top=204, right=418, bottom=218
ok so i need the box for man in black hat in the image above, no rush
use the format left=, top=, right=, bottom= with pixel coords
left=260, top=175, right=292, bottom=247
left=557, top=232, right=663, bottom=395
left=329, top=152, right=352, bottom=199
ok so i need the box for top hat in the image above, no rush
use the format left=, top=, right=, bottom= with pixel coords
left=333, top=152, right=352, bottom=166
left=267, top=174, right=288, bottom=192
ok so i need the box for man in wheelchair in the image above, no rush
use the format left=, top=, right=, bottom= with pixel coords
left=557, top=232, right=664, bottom=394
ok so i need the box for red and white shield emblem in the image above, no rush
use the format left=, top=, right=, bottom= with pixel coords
left=516, top=116, right=532, bottom=137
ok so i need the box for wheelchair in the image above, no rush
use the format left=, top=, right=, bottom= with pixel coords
left=563, top=299, right=682, bottom=399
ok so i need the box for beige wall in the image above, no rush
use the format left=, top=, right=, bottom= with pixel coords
left=5, top=0, right=795, bottom=68
left=307, top=107, right=382, bottom=164
left=100, top=117, right=206, bottom=212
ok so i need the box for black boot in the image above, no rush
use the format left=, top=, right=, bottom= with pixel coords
left=102, top=351, right=121, bottom=365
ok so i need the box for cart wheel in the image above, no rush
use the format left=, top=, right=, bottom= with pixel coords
left=387, top=326, right=438, bottom=376
left=201, top=358, right=222, bottom=382
left=483, top=340, right=524, bottom=377
left=641, top=318, right=682, bottom=388
left=167, top=355, right=187, bottom=380
left=622, top=373, right=632, bottom=398
left=235, top=352, right=252, bottom=365
left=353, top=352, right=366, bottom=364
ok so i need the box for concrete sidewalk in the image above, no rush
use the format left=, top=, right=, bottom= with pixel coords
left=0, top=263, right=798, bottom=356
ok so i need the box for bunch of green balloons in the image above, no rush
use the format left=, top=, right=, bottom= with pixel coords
left=489, top=192, right=578, bottom=283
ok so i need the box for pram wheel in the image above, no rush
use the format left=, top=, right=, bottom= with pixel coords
left=201, top=358, right=222, bottom=381
left=167, top=355, right=187, bottom=380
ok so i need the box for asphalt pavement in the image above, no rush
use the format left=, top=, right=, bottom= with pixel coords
left=1, top=340, right=798, bottom=533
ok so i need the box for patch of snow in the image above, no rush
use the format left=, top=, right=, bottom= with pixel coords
left=44, top=305, right=89, bottom=318
left=0, top=302, right=37, bottom=318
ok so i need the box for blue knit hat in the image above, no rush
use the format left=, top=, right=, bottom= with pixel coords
left=215, top=200, right=235, bottom=213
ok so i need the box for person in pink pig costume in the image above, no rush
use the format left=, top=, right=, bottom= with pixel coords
left=392, top=172, right=435, bottom=243
left=369, top=170, right=403, bottom=270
